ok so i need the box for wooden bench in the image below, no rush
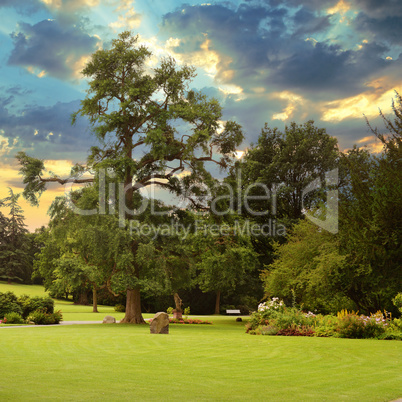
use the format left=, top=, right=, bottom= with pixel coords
left=226, top=309, right=241, bottom=315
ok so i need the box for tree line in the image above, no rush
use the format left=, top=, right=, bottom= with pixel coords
left=10, top=31, right=401, bottom=321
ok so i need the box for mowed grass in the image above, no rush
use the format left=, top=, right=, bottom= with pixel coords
left=1, top=282, right=402, bottom=400
left=0, top=321, right=401, bottom=401
left=0, top=281, right=49, bottom=297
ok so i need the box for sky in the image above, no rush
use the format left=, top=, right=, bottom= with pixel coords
left=0, top=0, right=401, bottom=231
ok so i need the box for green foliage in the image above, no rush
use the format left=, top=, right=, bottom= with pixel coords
left=4, top=311, right=24, bottom=324
left=0, top=291, right=22, bottom=317
left=335, top=94, right=402, bottom=313
left=194, top=229, right=259, bottom=313
left=335, top=311, right=387, bottom=339
left=236, top=120, right=339, bottom=222
left=17, top=294, right=54, bottom=318
left=0, top=188, right=31, bottom=284
left=261, top=220, right=351, bottom=314
left=114, top=304, right=126, bottom=313
left=247, top=304, right=315, bottom=336
left=15, top=152, right=46, bottom=206
left=246, top=303, right=399, bottom=340
left=0, top=291, right=55, bottom=322
left=166, top=307, right=174, bottom=315
left=18, top=31, right=244, bottom=323
left=27, top=308, right=63, bottom=325
left=311, top=314, right=338, bottom=337
left=392, top=293, right=402, bottom=314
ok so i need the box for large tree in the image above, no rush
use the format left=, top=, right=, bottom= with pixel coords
left=335, top=93, right=402, bottom=312
left=193, top=227, right=259, bottom=314
left=223, top=120, right=339, bottom=268
left=236, top=120, right=339, bottom=222
left=263, top=94, right=402, bottom=314
left=17, top=31, right=243, bottom=323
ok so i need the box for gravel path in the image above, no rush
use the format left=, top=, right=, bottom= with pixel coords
left=0, top=321, right=103, bottom=328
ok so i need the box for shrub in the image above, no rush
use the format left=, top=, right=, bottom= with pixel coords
left=389, top=318, right=402, bottom=332
left=392, top=293, right=402, bottom=314
left=247, top=298, right=316, bottom=336
left=4, top=312, right=24, bottom=324
left=18, top=295, right=54, bottom=318
left=336, top=311, right=387, bottom=339
left=168, top=318, right=212, bottom=325
left=28, top=309, right=63, bottom=325
left=313, top=314, right=338, bottom=337
left=260, top=325, right=279, bottom=335
left=277, top=324, right=315, bottom=337
left=166, top=307, right=174, bottom=315
left=0, top=291, right=23, bottom=317
left=114, top=304, right=126, bottom=312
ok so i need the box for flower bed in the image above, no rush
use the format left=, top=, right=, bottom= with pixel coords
left=148, top=317, right=212, bottom=325
left=169, top=318, right=212, bottom=325
left=246, top=297, right=402, bottom=340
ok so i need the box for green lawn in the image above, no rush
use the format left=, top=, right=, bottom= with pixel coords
left=0, top=321, right=401, bottom=401
left=1, top=282, right=401, bottom=400
left=0, top=281, right=50, bottom=297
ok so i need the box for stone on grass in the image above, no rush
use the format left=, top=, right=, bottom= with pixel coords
left=103, top=315, right=116, bottom=324
left=150, top=312, right=169, bottom=334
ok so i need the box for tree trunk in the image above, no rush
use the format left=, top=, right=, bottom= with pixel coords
left=92, top=286, right=98, bottom=313
left=173, top=292, right=183, bottom=313
left=214, top=290, right=221, bottom=315
left=120, top=289, right=145, bottom=324
left=7, top=278, right=11, bottom=285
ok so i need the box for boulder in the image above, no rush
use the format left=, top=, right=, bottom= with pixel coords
left=150, top=312, right=169, bottom=334
left=103, top=315, right=116, bottom=324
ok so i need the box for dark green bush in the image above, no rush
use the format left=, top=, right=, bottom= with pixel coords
left=18, top=294, right=54, bottom=318
left=114, top=304, right=125, bottom=312
left=27, top=309, right=63, bottom=325
left=0, top=291, right=23, bottom=317
left=4, top=312, right=24, bottom=324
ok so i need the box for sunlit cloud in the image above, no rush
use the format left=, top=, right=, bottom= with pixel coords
left=357, top=135, right=383, bottom=153
left=271, top=91, right=304, bottom=121
left=321, top=78, right=402, bottom=122
left=0, top=133, right=14, bottom=156
left=327, top=0, right=351, bottom=23
left=109, top=1, right=142, bottom=32
left=40, top=0, right=100, bottom=12
left=44, top=158, right=75, bottom=177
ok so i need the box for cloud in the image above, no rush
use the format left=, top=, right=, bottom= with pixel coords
left=39, top=0, right=101, bottom=26
left=293, top=8, right=332, bottom=36
left=0, top=0, right=44, bottom=14
left=108, top=0, right=142, bottom=31
left=352, top=0, right=402, bottom=18
left=7, top=19, right=100, bottom=81
left=354, top=13, right=402, bottom=46
left=0, top=98, right=94, bottom=161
